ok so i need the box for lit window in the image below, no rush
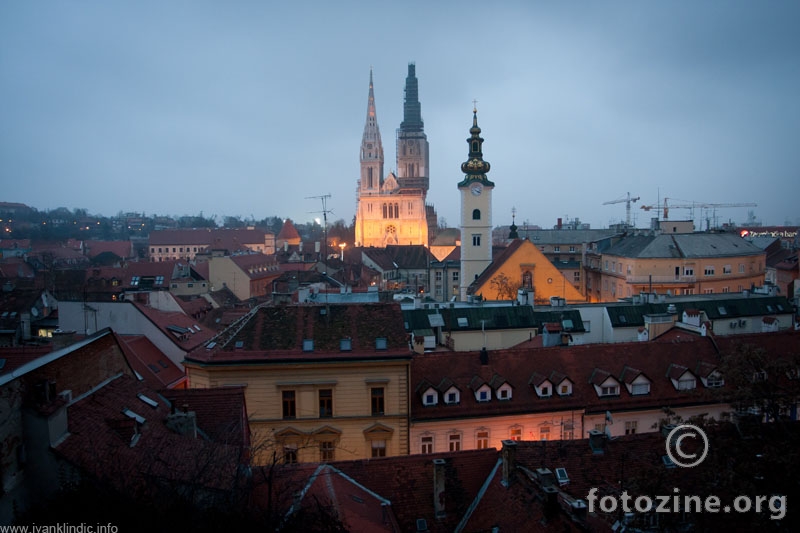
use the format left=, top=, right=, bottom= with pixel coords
left=509, top=427, right=522, bottom=441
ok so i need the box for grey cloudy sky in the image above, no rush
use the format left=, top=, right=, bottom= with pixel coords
left=2, top=1, right=798, bottom=230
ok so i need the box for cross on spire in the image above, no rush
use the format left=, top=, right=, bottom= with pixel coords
left=472, top=99, right=478, bottom=112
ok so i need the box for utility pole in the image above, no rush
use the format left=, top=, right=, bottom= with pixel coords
left=307, top=194, right=333, bottom=276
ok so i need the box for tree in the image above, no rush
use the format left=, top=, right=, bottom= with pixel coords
left=489, top=273, right=520, bottom=301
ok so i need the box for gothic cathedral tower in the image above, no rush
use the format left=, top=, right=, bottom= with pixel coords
left=458, top=107, right=494, bottom=300
left=355, top=65, right=430, bottom=248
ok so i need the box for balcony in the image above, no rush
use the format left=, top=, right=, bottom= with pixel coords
left=625, top=275, right=696, bottom=284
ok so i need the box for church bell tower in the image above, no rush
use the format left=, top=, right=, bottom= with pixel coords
left=458, top=106, right=494, bottom=301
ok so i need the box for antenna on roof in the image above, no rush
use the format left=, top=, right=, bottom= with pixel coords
left=307, top=193, right=334, bottom=313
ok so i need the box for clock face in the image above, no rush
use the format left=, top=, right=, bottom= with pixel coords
left=470, top=184, right=482, bottom=196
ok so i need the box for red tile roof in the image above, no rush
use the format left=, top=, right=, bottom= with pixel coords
left=412, top=330, right=800, bottom=423
left=161, top=386, right=250, bottom=447
left=186, top=303, right=410, bottom=364
left=116, top=333, right=185, bottom=388
left=84, top=240, right=134, bottom=259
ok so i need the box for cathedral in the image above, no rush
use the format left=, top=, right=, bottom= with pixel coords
left=354, top=64, right=436, bottom=248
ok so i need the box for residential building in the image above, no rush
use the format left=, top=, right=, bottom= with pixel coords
left=360, top=244, right=435, bottom=292
left=467, top=239, right=585, bottom=304
left=183, top=303, right=412, bottom=464
left=408, top=329, right=800, bottom=455
left=592, top=232, right=766, bottom=301
left=354, top=65, right=434, bottom=248
left=148, top=228, right=275, bottom=262
left=207, top=252, right=281, bottom=301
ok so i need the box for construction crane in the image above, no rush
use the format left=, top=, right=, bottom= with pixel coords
left=603, top=192, right=640, bottom=227
left=640, top=198, right=757, bottom=227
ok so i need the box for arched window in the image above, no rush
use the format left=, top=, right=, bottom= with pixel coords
left=394, top=203, right=399, bottom=218
left=522, top=271, right=533, bottom=289
left=367, top=167, right=373, bottom=188
left=472, top=209, right=481, bottom=220
left=472, top=141, right=479, bottom=153
left=382, top=203, right=388, bottom=219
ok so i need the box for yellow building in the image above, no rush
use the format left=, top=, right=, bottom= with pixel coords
left=183, top=303, right=411, bottom=464
left=596, top=232, right=766, bottom=301
left=467, top=238, right=585, bottom=304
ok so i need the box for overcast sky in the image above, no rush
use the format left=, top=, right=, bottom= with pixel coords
left=2, top=1, right=798, bottom=231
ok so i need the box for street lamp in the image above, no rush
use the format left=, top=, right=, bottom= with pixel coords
left=339, top=242, right=346, bottom=259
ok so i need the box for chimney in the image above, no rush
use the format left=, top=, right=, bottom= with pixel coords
left=479, top=347, right=488, bottom=365
left=501, top=439, right=518, bottom=487
left=557, top=218, right=562, bottom=230
left=433, top=458, right=447, bottom=518
left=21, top=312, right=31, bottom=340
left=166, top=410, right=197, bottom=438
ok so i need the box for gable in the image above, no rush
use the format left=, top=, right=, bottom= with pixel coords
left=469, top=239, right=584, bottom=303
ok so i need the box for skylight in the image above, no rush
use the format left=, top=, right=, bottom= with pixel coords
left=123, top=409, right=146, bottom=424
left=457, top=317, right=469, bottom=327
left=137, top=393, right=159, bottom=409
left=718, top=306, right=727, bottom=316
left=375, top=337, right=387, bottom=350
left=303, top=339, right=314, bottom=352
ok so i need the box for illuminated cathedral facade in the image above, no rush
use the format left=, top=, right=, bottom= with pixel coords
left=354, top=64, right=435, bottom=247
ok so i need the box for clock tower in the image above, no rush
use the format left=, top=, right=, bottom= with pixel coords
left=458, top=107, right=494, bottom=300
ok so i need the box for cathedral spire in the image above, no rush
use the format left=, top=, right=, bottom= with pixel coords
left=360, top=68, right=383, bottom=167
left=400, top=63, right=423, bottom=132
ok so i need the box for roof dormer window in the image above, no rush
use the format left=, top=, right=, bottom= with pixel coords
left=422, top=387, right=438, bottom=406
left=496, top=383, right=513, bottom=400
left=476, top=386, right=491, bottom=403
left=443, top=386, right=460, bottom=405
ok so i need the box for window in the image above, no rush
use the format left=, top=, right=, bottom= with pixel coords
left=722, top=286, right=730, bottom=293
left=706, top=372, right=724, bottom=388
left=630, top=382, right=650, bottom=395
left=600, top=385, right=619, bottom=396
left=625, top=421, right=638, bottom=435
left=371, top=439, right=386, bottom=458
left=320, top=441, right=335, bottom=462
left=452, top=271, right=459, bottom=282
left=498, top=388, right=510, bottom=400
left=472, top=234, right=481, bottom=246
left=540, top=386, right=551, bottom=397
left=683, top=288, right=694, bottom=295
left=539, top=426, right=550, bottom=441
left=155, top=275, right=164, bottom=285
left=472, top=209, right=481, bottom=220
left=684, top=267, right=694, bottom=276
left=704, top=266, right=715, bottom=276
left=677, top=377, right=696, bottom=390
left=554, top=246, right=561, bottom=252
left=282, top=390, right=296, bottom=419
left=435, top=271, right=442, bottom=282
left=569, top=246, right=575, bottom=252
left=509, top=426, right=522, bottom=441
left=476, top=430, right=489, bottom=449
left=604, top=260, right=609, bottom=270
left=723, top=265, right=732, bottom=274
left=319, top=389, right=333, bottom=418
left=478, top=389, right=489, bottom=402
left=130, top=276, right=140, bottom=286
left=445, top=390, right=459, bottom=405
left=559, top=383, right=571, bottom=396
left=423, top=391, right=438, bottom=406
left=371, top=387, right=385, bottom=415
left=704, top=289, right=714, bottom=294
left=448, top=433, right=461, bottom=452
left=421, top=435, right=434, bottom=454
left=739, top=263, right=745, bottom=273
left=283, top=446, right=297, bottom=464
